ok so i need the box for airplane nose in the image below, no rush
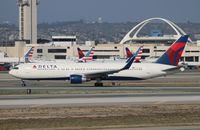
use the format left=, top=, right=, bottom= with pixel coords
left=9, top=70, right=13, bottom=75
left=9, top=70, right=16, bottom=76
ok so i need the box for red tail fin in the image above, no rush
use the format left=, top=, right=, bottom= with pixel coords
left=156, top=35, right=189, bottom=66
left=125, top=47, right=133, bottom=59
left=77, top=48, right=85, bottom=59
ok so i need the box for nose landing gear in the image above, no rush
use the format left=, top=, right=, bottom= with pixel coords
left=21, top=80, right=26, bottom=87
left=20, top=80, right=31, bottom=94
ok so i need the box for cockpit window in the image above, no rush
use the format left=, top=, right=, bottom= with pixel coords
left=13, top=66, right=19, bottom=70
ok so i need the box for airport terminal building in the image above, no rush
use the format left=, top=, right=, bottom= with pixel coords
left=1, top=17, right=200, bottom=69
left=0, top=0, right=200, bottom=69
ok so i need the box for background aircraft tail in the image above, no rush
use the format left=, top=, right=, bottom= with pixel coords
left=126, top=46, right=143, bottom=63
left=24, top=47, right=34, bottom=63
left=77, top=47, right=94, bottom=61
left=134, top=46, right=143, bottom=63
left=84, top=47, right=94, bottom=60
left=77, top=47, right=85, bottom=59
left=156, top=35, right=189, bottom=66
left=125, top=47, right=133, bottom=59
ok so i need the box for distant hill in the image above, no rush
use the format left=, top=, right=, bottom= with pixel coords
left=0, top=21, right=200, bottom=46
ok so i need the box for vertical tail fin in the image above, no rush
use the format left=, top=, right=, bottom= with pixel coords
left=77, top=47, right=94, bottom=61
left=85, top=47, right=94, bottom=60
left=156, top=35, right=189, bottom=66
left=77, top=47, right=85, bottom=59
left=125, top=47, right=133, bottom=59
left=24, top=47, right=34, bottom=63
left=126, top=46, right=143, bottom=63
left=134, top=46, right=143, bottom=63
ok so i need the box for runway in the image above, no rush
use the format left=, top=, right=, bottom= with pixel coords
left=1, top=86, right=200, bottom=90
left=0, top=70, right=200, bottom=107
left=101, top=126, right=200, bottom=130
left=0, top=71, right=200, bottom=129
left=0, top=93, right=200, bottom=107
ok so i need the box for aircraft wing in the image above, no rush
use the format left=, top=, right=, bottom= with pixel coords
left=83, top=68, right=123, bottom=79
left=73, top=48, right=139, bottom=79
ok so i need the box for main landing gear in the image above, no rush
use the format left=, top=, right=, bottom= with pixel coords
left=94, top=78, right=103, bottom=87
left=94, top=82, right=103, bottom=87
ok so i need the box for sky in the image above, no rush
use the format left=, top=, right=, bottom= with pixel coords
left=0, top=0, right=200, bottom=24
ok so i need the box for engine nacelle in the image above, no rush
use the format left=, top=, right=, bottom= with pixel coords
left=70, top=74, right=87, bottom=84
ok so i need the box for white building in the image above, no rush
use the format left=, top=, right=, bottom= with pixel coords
left=52, top=36, right=77, bottom=46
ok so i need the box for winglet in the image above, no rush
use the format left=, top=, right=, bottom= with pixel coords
left=122, top=46, right=142, bottom=70
left=156, top=35, right=189, bottom=66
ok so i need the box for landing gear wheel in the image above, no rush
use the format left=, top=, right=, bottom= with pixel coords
left=21, top=80, right=26, bottom=87
left=94, top=82, right=103, bottom=87
left=27, top=89, right=31, bottom=94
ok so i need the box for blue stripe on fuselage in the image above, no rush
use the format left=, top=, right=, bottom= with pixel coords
left=21, top=76, right=144, bottom=81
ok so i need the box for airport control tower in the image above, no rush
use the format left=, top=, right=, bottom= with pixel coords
left=17, top=0, right=38, bottom=44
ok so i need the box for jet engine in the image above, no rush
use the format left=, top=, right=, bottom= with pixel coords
left=70, top=74, right=87, bottom=84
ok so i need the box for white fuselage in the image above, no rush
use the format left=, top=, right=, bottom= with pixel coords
left=9, top=61, right=177, bottom=81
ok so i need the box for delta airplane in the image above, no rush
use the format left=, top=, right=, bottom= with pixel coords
left=9, top=35, right=188, bottom=86
left=9, top=46, right=142, bottom=86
